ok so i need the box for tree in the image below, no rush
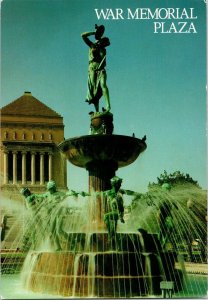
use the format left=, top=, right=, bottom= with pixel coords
left=148, top=170, right=200, bottom=189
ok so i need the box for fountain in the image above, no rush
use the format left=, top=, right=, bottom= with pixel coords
left=1, top=25, right=207, bottom=298
left=17, top=24, right=181, bottom=298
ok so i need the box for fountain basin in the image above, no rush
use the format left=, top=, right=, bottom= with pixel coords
left=22, top=233, right=182, bottom=298
left=58, top=135, right=146, bottom=169
left=24, top=251, right=163, bottom=297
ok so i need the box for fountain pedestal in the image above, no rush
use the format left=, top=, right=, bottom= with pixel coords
left=58, top=133, right=146, bottom=226
left=86, top=160, right=117, bottom=226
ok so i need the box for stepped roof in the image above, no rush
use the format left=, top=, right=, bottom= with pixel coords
left=1, top=92, right=62, bottom=118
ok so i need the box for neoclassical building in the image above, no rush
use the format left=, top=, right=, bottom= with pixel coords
left=0, top=91, right=68, bottom=201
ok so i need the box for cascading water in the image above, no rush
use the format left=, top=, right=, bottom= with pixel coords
left=72, top=254, right=82, bottom=297
left=1, top=183, right=207, bottom=298
left=21, top=251, right=40, bottom=289
left=87, top=253, right=96, bottom=296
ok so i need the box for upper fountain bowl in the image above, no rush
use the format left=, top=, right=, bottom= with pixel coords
left=58, top=135, right=147, bottom=169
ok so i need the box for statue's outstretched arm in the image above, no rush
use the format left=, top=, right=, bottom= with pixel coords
left=81, top=31, right=95, bottom=47
left=66, top=190, right=79, bottom=197
left=65, top=190, right=90, bottom=198
left=35, top=193, right=46, bottom=200
left=120, top=189, right=141, bottom=197
left=79, top=191, right=90, bottom=197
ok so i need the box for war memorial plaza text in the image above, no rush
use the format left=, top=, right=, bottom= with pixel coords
left=94, top=7, right=198, bottom=34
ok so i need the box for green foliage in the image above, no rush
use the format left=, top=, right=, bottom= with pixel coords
left=148, top=170, right=200, bottom=188
left=130, top=170, right=201, bottom=217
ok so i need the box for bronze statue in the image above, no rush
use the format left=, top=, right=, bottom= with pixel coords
left=103, top=176, right=125, bottom=244
left=82, top=24, right=111, bottom=113
left=21, top=187, right=45, bottom=250
left=21, top=182, right=89, bottom=251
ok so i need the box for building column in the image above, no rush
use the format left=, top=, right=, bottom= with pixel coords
left=31, top=152, right=36, bottom=185
left=3, top=151, right=8, bottom=184
left=12, top=151, right=17, bottom=184
left=21, top=151, right=27, bottom=185
left=40, top=152, right=45, bottom=185
left=48, top=153, right=53, bottom=181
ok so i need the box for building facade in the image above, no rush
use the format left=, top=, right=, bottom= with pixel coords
left=0, top=92, right=68, bottom=201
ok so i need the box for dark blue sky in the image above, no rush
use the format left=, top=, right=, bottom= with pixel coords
left=1, top=0, right=207, bottom=193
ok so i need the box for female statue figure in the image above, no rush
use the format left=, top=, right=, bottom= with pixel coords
left=82, top=25, right=111, bottom=113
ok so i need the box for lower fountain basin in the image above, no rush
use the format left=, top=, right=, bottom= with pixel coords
left=21, top=232, right=182, bottom=297
left=23, top=250, right=181, bottom=297
left=58, top=135, right=147, bottom=168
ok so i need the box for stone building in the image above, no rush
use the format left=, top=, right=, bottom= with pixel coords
left=0, top=91, right=68, bottom=201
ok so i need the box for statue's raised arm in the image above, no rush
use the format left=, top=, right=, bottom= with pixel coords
left=81, top=31, right=95, bottom=47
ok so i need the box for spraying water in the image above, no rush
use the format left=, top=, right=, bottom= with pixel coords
left=1, top=181, right=207, bottom=298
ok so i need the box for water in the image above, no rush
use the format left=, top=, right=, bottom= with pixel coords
left=72, top=254, right=82, bottom=297
left=20, top=252, right=40, bottom=289
left=128, top=184, right=207, bottom=258
left=1, top=183, right=207, bottom=298
left=0, top=275, right=63, bottom=299
left=175, top=274, right=208, bottom=298
left=87, top=253, right=96, bottom=296
left=0, top=274, right=207, bottom=298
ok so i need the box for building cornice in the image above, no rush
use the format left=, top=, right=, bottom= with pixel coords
left=1, top=140, right=56, bottom=153
left=1, top=122, right=64, bottom=129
